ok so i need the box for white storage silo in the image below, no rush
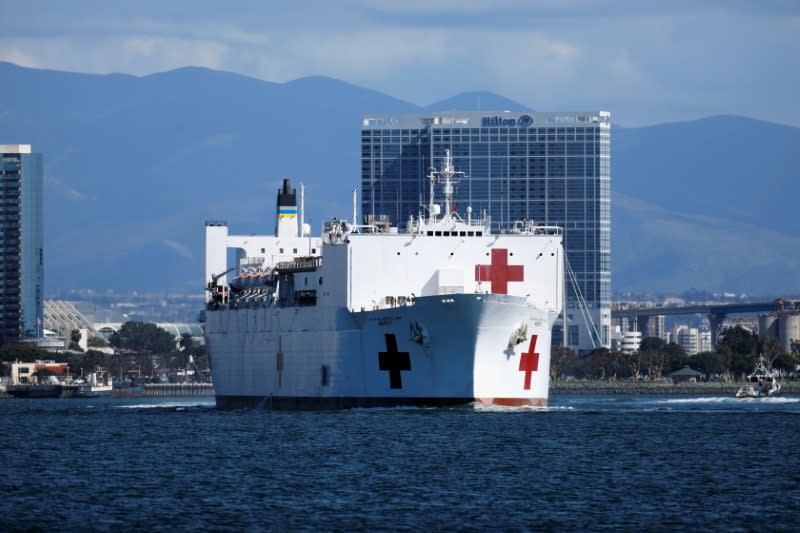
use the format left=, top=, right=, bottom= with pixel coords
left=779, top=312, right=800, bottom=354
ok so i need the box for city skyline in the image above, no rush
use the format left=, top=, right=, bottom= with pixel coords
left=0, top=1, right=797, bottom=128
left=1, top=62, right=797, bottom=296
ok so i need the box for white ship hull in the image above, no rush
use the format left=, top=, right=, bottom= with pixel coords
left=204, top=167, right=563, bottom=410
left=206, top=294, right=555, bottom=409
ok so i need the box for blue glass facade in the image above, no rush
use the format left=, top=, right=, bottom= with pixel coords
left=1, top=145, right=43, bottom=344
left=361, top=112, right=611, bottom=352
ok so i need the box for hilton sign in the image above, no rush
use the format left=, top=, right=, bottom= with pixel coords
left=480, top=114, right=534, bottom=128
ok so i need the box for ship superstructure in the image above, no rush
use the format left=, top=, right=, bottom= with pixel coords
left=203, top=151, right=564, bottom=409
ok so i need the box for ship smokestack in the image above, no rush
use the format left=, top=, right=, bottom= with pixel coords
left=276, top=179, right=298, bottom=238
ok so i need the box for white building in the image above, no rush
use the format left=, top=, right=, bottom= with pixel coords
left=620, top=330, right=642, bottom=354
left=674, top=326, right=700, bottom=355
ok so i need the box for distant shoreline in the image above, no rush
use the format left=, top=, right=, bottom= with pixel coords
left=3, top=381, right=797, bottom=400
left=550, top=380, right=800, bottom=395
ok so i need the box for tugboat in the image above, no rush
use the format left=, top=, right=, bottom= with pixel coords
left=75, top=368, right=113, bottom=398
left=735, top=356, right=782, bottom=398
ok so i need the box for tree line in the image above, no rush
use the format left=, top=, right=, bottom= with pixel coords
left=551, top=325, right=798, bottom=382
left=0, top=321, right=209, bottom=384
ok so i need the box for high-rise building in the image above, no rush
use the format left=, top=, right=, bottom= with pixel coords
left=1, top=144, right=43, bottom=345
left=646, top=314, right=667, bottom=340
left=361, top=111, right=611, bottom=353
left=674, top=326, right=700, bottom=356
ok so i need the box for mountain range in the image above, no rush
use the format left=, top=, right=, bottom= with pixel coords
left=1, top=61, right=798, bottom=296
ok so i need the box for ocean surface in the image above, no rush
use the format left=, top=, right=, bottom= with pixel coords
left=1, top=394, right=799, bottom=532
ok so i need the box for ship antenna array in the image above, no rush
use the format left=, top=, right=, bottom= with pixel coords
left=427, top=149, right=465, bottom=224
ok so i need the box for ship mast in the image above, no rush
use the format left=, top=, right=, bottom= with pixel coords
left=442, top=150, right=454, bottom=218
left=427, top=149, right=462, bottom=224
left=428, top=161, right=437, bottom=224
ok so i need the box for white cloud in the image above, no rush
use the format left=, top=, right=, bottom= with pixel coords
left=45, top=176, right=90, bottom=202
left=0, top=36, right=230, bottom=75
left=0, top=1, right=797, bottom=126
left=162, top=239, right=193, bottom=260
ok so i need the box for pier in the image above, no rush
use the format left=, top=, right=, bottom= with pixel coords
left=111, top=383, right=215, bottom=398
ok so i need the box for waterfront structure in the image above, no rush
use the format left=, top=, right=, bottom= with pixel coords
left=758, top=311, right=800, bottom=354
left=669, top=365, right=704, bottom=384
left=0, top=144, right=43, bottom=345
left=44, top=300, right=99, bottom=337
left=94, top=321, right=204, bottom=347
left=5, top=360, right=67, bottom=385
left=361, top=111, right=611, bottom=353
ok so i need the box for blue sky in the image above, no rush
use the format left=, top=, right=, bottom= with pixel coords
left=1, top=0, right=798, bottom=127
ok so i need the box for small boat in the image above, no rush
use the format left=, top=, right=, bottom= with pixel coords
left=75, top=368, right=113, bottom=398
left=735, top=356, right=781, bottom=398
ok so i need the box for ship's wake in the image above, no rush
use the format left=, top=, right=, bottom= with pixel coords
left=117, top=399, right=216, bottom=410
left=658, top=396, right=798, bottom=405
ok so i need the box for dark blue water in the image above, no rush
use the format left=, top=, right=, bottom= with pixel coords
left=2, top=395, right=799, bottom=532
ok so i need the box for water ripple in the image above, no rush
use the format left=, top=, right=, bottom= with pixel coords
left=1, top=395, right=798, bottom=531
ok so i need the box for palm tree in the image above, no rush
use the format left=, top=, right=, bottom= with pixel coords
left=179, top=333, right=194, bottom=352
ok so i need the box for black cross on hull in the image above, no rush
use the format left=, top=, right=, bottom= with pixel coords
left=378, top=333, right=411, bottom=389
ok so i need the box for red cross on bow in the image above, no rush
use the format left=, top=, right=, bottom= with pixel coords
left=519, top=335, right=539, bottom=390
left=474, top=248, right=524, bottom=294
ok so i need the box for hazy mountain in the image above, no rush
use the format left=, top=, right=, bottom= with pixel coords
left=1, top=62, right=797, bottom=295
left=425, top=91, right=527, bottom=113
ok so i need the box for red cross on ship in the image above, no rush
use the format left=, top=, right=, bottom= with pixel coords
left=475, top=248, right=524, bottom=294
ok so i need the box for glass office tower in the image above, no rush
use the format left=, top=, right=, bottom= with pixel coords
left=1, top=144, right=43, bottom=345
left=361, top=111, right=610, bottom=353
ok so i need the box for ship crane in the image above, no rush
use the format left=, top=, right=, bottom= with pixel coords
left=207, top=267, right=235, bottom=290
left=206, top=267, right=235, bottom=303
